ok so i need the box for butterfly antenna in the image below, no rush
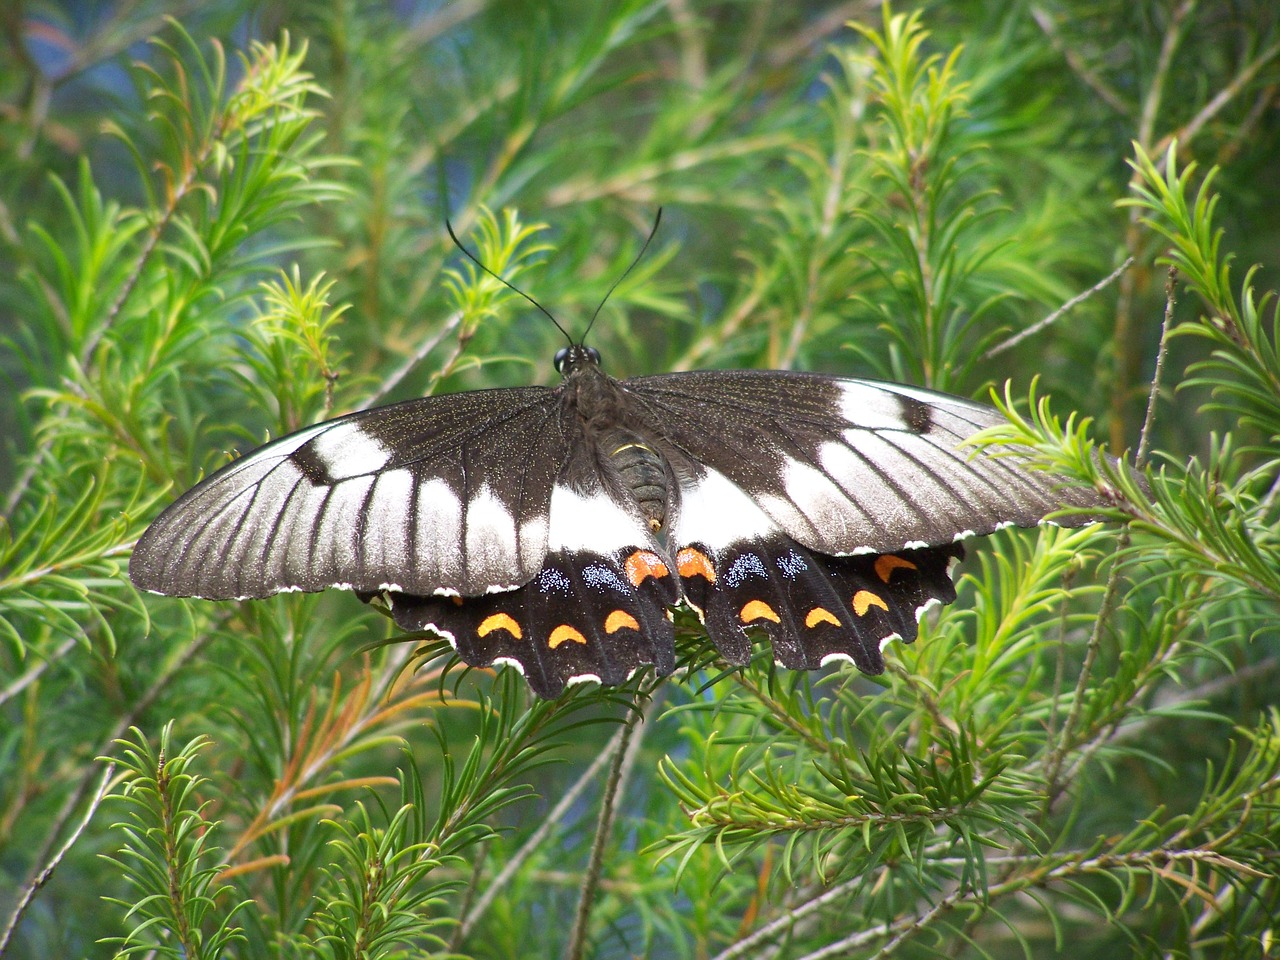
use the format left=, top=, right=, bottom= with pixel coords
left=581, top=207, right=663, bottom=343
left=444, top=218, right=573, bottom=344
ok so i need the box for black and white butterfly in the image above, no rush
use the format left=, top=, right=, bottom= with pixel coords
left=130, top=218, right=1110, bottom=698
left=130, top=351, right=1114, bottom=696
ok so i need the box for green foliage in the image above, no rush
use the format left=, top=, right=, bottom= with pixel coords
left=852, top=7, right=1004, bottom=388
left=102, top=724, right=248, bottom=959
left=1125, top=144, right=1280, bottom=447
left=239, top=269, right=349, bottom=433
left=2, top=2, right=1279, bottom=959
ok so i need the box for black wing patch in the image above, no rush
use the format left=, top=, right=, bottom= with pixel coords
left=383, top=536, right=959, bottom=695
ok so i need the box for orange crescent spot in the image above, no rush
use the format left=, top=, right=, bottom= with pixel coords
left=624, top=550, right=669, bottom=586
left=739, top=599, right=781, bottom=624
left=548, top=624, right=588, bottom=649
left=676, top=547, right=717, bottom=582
left=804, top=607, right=840, bottom=629
left=604, top=609, right=641, bottom=634
left=477, top=612, right=522, bottom=639
left=874, top=554, right=918, bottom=583
left=852, top=590, right=890, bottom=616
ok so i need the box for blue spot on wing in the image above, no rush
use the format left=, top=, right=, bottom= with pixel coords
left=537, top=568, right=573, bottom=595
left=726, top=552, right=768, bottom=587
left=776, top=550, right=808, bottom=579
left=582, top=563, right=629, bottom=594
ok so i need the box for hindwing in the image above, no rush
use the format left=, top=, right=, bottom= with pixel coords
left=674, top=535, right=960, bottom=674
left=387, top=546, right=678, bottom=698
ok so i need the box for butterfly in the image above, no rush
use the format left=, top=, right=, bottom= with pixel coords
left=130, top=216, right=1110, bottom=698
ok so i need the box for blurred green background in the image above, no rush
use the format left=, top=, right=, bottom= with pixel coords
left=1, top=2, right=1278, bottom=958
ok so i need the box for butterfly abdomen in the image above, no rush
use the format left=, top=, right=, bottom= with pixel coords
left=602, top=431, right=668, bottom=533
left=562, top=362, right=673, bottom=534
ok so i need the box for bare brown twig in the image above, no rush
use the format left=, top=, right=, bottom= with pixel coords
left=0, top=763, right=116, bottom=956
left=983, top=258, right=1135, bottom=361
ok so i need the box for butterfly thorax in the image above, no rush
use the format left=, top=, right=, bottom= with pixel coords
left=560, top=350, right=671, bottom=535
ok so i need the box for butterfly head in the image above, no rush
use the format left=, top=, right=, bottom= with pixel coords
left=554, top=344, right=602, bottom=376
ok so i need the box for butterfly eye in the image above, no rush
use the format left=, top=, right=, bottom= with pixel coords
left=554, top=346, right=602, bottom=373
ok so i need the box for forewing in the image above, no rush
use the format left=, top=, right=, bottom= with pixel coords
left=623, top=370, right=1103, bottom=556
left=130, top=387, right=565, bottom=599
